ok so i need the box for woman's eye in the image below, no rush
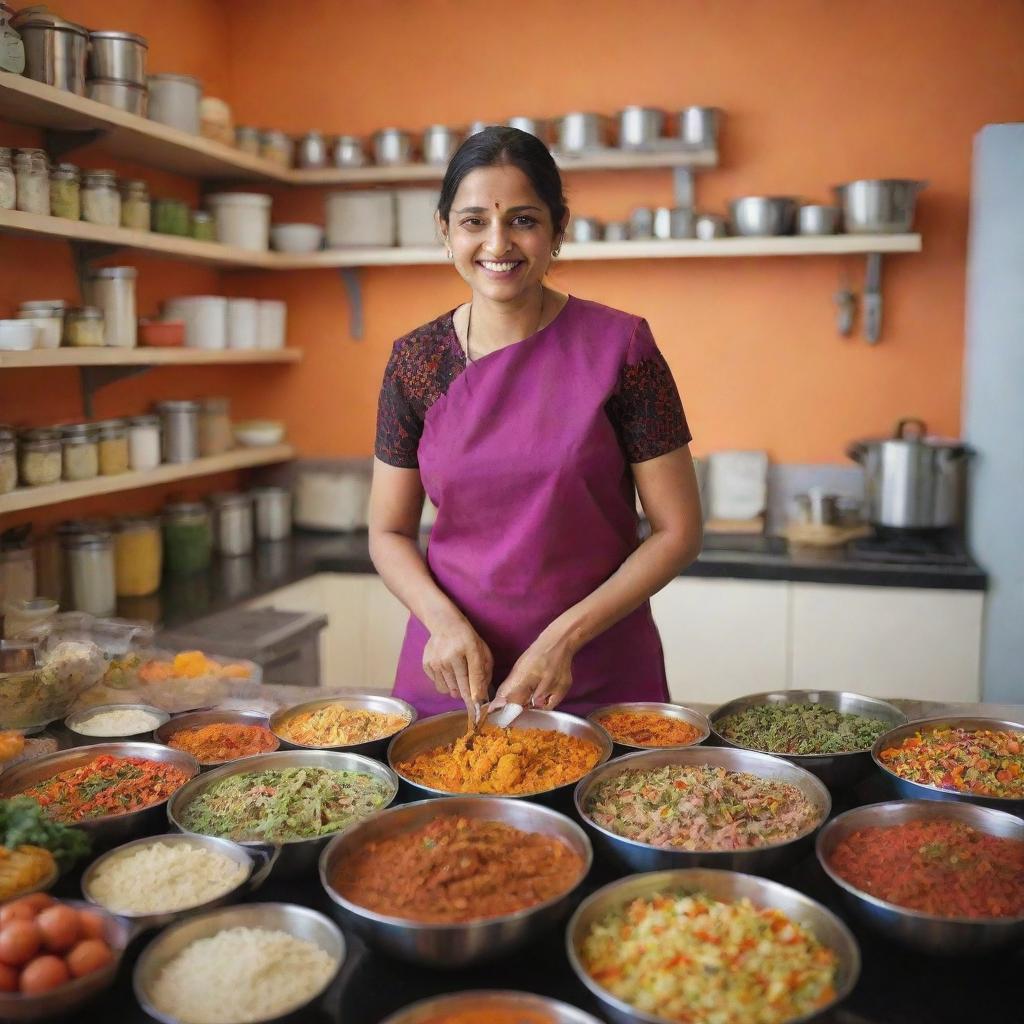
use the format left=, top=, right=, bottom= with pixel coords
left=460, top=218, right=484, bottom=227
left=512, top=216, right=537, bottom=227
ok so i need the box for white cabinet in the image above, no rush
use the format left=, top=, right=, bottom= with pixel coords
left=651, top=578, right=789, bottom=705
left=789, top=583, right=984, bottom=702
left=363, top=576, right=411, bottom=687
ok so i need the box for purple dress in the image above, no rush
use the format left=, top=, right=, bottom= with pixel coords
left=375, top=295, right=691, bottom=717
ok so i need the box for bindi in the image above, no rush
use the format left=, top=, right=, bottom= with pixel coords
left=494, top=202, right=501, bottom=209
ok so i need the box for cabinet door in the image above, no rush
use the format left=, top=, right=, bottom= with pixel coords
left=244, top=575, right=331, bottom=685
left=790, top=583, right=983, bottom=701
left=364, top=576, right=411, bottom=690
left=317, top=574, right=372, bottom=689
left=650, top=578, right=788, bottom=705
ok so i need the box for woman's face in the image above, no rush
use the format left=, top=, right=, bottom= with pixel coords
left=439, top=163, right=567, bottom=303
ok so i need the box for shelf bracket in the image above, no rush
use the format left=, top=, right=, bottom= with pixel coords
left=338, top=267, right=364, bottom=340
left=78, top=365, right=151, bottom=419
left=69, top=240, right=121, bottom=301
left=43, top=127, right=108, bottom=162
left=863, top=252, right=883, bottom=344
left=673, top=167, right=695, bottom=208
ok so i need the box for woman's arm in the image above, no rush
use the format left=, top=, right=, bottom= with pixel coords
left=493, top=444, right=702, bottom=709
left=369, top=459, right=493, bottom=704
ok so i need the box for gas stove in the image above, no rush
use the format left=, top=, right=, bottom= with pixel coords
left=845, top=526, right=973, bottom=565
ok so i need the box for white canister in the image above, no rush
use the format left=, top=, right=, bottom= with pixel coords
left=396, top=189, right=441, bottom=247
left=325, top=190, right=395, bottom=248
left=207, top=193, right=272, bottom=252
left=127, top=415, right=161, bottom=471
left=147, top=73, right=201, bottom=134
left=163, top=296, right=227, bottom=350
left=256, top=300, right=287, bottom=350
left=226, top=298, right=258, bottom=349
left=85, top=266, right=137, bottom=348
left=15, top=311, right=62, bottom=349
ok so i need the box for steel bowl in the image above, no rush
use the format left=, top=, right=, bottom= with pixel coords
left=332, top=134, right=366, bottom=168
left=154, top=709, right=279, bottom=769
left=380, top=990, right=604, bottom=1024
left=0, top=901, right=131, bottom=1022
left=833, top=178, right=925, bottom=234
left=566, top=869, right=859, bottom=1024
left=695, top=212, right=728, bottom=239
left=421, top=125, right=459, bottom=165
left=617, top=106, right=666, bottom=150
left=64, top=703, right=170, bottom=745
left=134, top=902, right=344, bottom=1024
left=816, top=799, right=1024, bottom=955
left=167, top=749, right=398, bottom=878
left=569, top=216, right=604, bottom=243
left=678, top=106, right=720, bottom=149
left=506, top=116, right=548, bottom=141
left=387, top=708, right=612, bottom=809
left=0, top=741, right=200, bottom=851
left=710, top=690, right=908, bottom=788
left=554, top=112, right=610, bottom=155
left=270, top=694, right=416, bottom=760
left=797, top=203, right=840, bottom=235
left=574, top=746, right=830, bottom=876
left=871, top=716, right=1024, bottom=814
left=372, top=128, right=414, bottom=165
left=320, top=796, right=591, bottom=967
left=587, top=701, right=710, bottom=754
left=82, top=831, right=277, bottom=931
left=729, top=195, right=798, bottom=236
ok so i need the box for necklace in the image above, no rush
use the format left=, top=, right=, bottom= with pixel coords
left=465, top=289, right=546, bottom=363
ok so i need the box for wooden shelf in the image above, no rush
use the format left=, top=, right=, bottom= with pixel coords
left=0, top=445, right=294, bottom=514
left=0, top=348, right=302, bottom=368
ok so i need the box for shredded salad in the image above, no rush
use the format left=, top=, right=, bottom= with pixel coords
left=878, top=726, right=1024, bottom=799
left=585, top=764, right=820, bottom=851
left=580, top=891, right=838, bottom=1024
left=716, top=702, right=890, bottom=755
left=178, top=766, right=393, bottom=843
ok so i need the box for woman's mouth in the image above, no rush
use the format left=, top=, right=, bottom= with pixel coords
left=477, top=259, right=524, bottom=278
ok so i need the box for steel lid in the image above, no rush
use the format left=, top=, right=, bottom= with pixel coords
left=12, top=10, right=88, bottom=35
left=88, top=266, right=137, bottom=280
left=148, top=73, right=201, bottom=88
left=208, top=491, right=251, bottom=508
left=155, top=400, right=199, bottom=412
left=88, top=29, right=148, bottom=47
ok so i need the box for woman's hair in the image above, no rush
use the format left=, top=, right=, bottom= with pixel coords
left=437, top=126, right=567, bottom=234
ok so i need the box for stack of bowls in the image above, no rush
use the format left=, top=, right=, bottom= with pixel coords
left=87, top=31, right=149, bottom=116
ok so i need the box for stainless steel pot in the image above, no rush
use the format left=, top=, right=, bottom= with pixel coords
left=88, top=30, right=147, bottom=85
left=555, top=112, right=608, bottom=154
left=847, top=418, right=972, bottom=529
left=653, top=207, right=695, bottom=239
left=797, top=203, right=840, bottom=235
left=834, top=179, right=925, bottom=234
left=332, top=134, right=366, bottom=167
left=506, top=116, right=547, bottom=141
left=729, top=196, right=798, bottom=236
left=678, top=105, right=720, bottom=149
left=569, top=217, right=603, bottom=242
left=421, top=125, right=459, bottom=165
left=617, top=106, right=665, bottom=150
left=372, top=128, right=413, bottom=165
left=628, top=206, right=655, bottom=239
left=87, top=77, right=147, bottom=116
left=15, top=10, right=88, bottom=94
left=695, top=212, right=728, bottom=239
left=296, top=131, right=328, bottom=169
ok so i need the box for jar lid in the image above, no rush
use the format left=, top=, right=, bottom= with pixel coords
left=57, top=518, right=110, bottom=536
left=67, top=306, right=103, bottom=320
left=155, top=400, right=200, bottom=412
left=115, top=515, right=159, bottom=532
left=190, top=211, right=212, bottom=223
left=118, top=178, right=148, bottom=191
left=88, top=266, right=138, bottom=280
left=249, top=486, right=290, bottom=498
left=89, top=29, right=149, bottom=48
left=63, top=532, right=112, bottom=549
left=12, top=10, right=88, bottom=36
left=260, top=129, right=289, bottom=143
left=148, top=73, right=201, bottom=88
left=163, top=501, right=208, bottom=517
left=128, top=415, right=160, bottom=428
left=50, top=162, right=80, bottom=178
left=208, top=491, right=251, bottom=508
left=236, top=125, right=259, bottom=136
left=19, top=299, right=66, bottom=312
left=60, top=423, right=99, bottom=439
left=152, top=197, right=188, bottom=209
left=82, top=169, right=117, bottom=184
left=19, top=427, right=61, bottom=441
left=199, top=396, right=229, bottom=412
left=14, top=147, right=47, bottom=158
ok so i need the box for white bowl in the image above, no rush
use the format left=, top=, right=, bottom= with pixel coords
left=270, top=223, right=324, bottom=253
left=0, top=319, right=37, bottom=351
left=233, top=420, right=285, bottom=447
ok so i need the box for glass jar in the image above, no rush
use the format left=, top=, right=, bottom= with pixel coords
left=118, top=179, right=150, bottom=231
left=49, top=162, right=80, bottom=220
left=260, top=129, right=293, bottom=168
left=151, top=198, right=190, bottom=236
left=156, top=400, right=199, bottom=463
left=128, top=415, right=161, bottom=471
left=3, top=597, right=57, bottom=641
left=198, top=396, right=232, bottom=457
left=86, top=267, right=137, bottom=348
left=235, top=126, right=260, bottom=155
left=162, top=502, right=212, bottom=577
left=0, top=436, right=15, bottom=494
left=60, top=423, right=99, bottom=481
left=190, top=210, right=214, bottom=241
left=18, top=428, right=62, bottom=486
left=14, top=148, right=49, bottom=215
left=17, top=300, right=63, bottom=349
left=96, top=419, right=129, bottom=475
left=113, top=517, right=162, bottom=597
left=64, top=532, right=116, bottom=616
left=82, top=170, right=121, bottom=226
left=64, top=306, right=105, bottom=347
left=0, top=147, right=16, bottom=210
left=209, top=491, right=254, bottom=556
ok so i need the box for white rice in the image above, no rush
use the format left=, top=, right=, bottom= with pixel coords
left=74, top=708, right=163, bottom=736
left=87, top=842, right=247, bottom=914
left=149, top=926, right=336, bottom=1024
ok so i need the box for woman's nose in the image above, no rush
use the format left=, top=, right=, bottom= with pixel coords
left=483, top=222, right=512, bottom=255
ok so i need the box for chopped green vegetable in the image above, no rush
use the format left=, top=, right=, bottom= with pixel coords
left=0, top=796, right=90, bottom=870
left=717, top=702, right=889, bottom=755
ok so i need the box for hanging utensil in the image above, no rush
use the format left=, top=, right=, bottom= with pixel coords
left=834, top=267, right=855, bottom=338
left=863, top=253, right=883, bottom=344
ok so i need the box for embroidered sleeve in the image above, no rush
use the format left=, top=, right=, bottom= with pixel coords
left=374, top=342, right=423, bottom=468
left=606, top=318, right=691, bottom=462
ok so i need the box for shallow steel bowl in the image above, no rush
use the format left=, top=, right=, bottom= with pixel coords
left=65, top=703, right=170, bottom=745
left=729, top=195, right=798, bottom=236
left=871, top=716, right=1024, bottom=814
left=710, top=689, right=907, bottom=788
left=0, top=901, right=131, bottom=1022
left=379, top=990, right=605, bottom=1024
left=320, top=795, right=592, bottom=967
left=134, top=902, right=345, bottom=1024
left=574, top=745, right=830, bottom=876
left=82, top=832, right=277, bottom=931
left=567, top=868, right=859, bottom=1024
left=587, top=701, right=710, bottom=755
left=270, top=693, right=416, bottom=760
left=387, top=708, right=612, bottom=809
left=0, top=741, right=200, bottom=851
left=816, top=799, right=1024, bottom=955
left=167, top=748, right=398, bottom=878
left=154, top=709, right=279, bottom=769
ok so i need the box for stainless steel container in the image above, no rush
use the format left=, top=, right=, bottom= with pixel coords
left=296, top=131, right=328, bottom=169
left=569, top=217, right=603, bottom=242
left=156, top=399, right=199, bottom=464
left=271, top=694, right=415, bottom=760
left=147, top=73, right=201, bottom=134
left=65, top=702, right=169, bottom=744
left=65, top=531, right=116, bottom=616
left=421, top=125, right=459, bottom=165
left=603, top=221, right=630, bottom=241
left=154, top=709, right=278, bottom=769
left=15, top=11, right=88, bottom=94
left=678, top=105, right=720, bottom=149
left=506, top=116, right=547, bottom=141
left=209, top=491, right=254, bottom=557
left=586, top=701, right=710, bottom=754
left=628, top=206, right=655, bottom=239
left=729, top=195, right=798, bottom=236
left=847, top=418, right=972, bottom=528
left=555, top=112, right=608, bottom=154
left=695, top=212, right=728, bottom=239
left=798, top=203, right=840, bottom=235
left=250, top=485, right=293, bottom=541
left=380, top=992, right=604, bottom=1024
left=834, top=178, right=925, bottom=234
left=332, top=134, right=366, bottom=167
left=88, top=30, right=147, bottom=84
left=372, top=128, right=413, bottom=165
left=653, top=206, right=695, bottom=239
left=86, top=77, right=147, bottom=116
left=617, top=106, right=665, bottom=149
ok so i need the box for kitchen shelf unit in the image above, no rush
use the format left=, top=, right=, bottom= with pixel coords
left=0, top=348, right=301, bottom=368
left=0, top=444, right=294, bottom=515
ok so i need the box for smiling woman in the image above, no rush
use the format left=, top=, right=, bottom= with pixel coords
left=369, top=127, right=703, bottom=721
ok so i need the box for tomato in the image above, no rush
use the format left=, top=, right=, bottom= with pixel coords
left=19, top=955, right=70, bottom=995
left=65, top=939, right=113, bottom=979
left=0, top=920, right=41, bottom=967
left=35, top=906, right=80, bottom=954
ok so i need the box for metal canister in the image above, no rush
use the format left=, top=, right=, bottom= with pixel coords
left=296, top=132, right=328, bottom=169
left=372, top=128, right=413, bottom=166
left=617, top=107, right=665, bottom=149
left=653, top=207, right=696, bottom=239
left=332, top=135, right=366, bottom=167
left=678, top=106, right=720, bottom=149
left=209, top=492, right=254, bottom=556
left=13, top=9, right=88, bottom=94
left=155, top=400, right=199, bottom=464
left=421, top=126, right=458, bottom=166
left=628, top=207, right=656, bottom=239
left=249, top=486, right=292, bottom=541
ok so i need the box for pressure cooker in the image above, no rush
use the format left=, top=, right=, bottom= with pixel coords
left=847, top=418, right=972, bottom=529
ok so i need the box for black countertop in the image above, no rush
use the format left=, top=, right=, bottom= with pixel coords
left=120, top=530, right=986, bottom=634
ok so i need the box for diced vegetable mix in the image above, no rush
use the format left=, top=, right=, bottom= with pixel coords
left=716, top=702, right=889, bottom=755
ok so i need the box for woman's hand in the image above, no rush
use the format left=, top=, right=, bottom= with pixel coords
left=493, top=630, right=577, bottom=711
left=422, top=615, right=493, bottom=706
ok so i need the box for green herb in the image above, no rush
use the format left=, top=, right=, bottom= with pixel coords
left=716, top=703, right=889, bottom=755
left=0, top=796, right=90, bottom=870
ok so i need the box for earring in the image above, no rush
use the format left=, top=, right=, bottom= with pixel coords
left=552, top=247, right=560, bottom=257
left=446, top=249, right=453, bottom=260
